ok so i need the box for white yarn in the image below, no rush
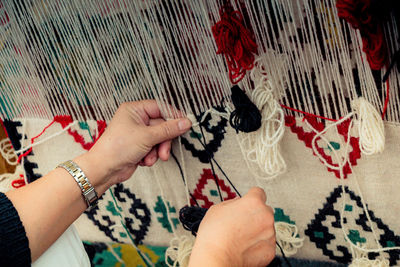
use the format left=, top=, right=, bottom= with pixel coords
left=0, top=138, right=18, bottom=166
left=14, top=121, right=78, bottom=155
left=165, top=235, right=195, bottom=267
left=237, top=57, right=286, bottom=180
left=349, top=245, right=389, bottom=267
left=275, top=221, right=304, bottom=256
left=349, top=257, right=389, bottom=267
left=351, top=97, right=385, bottom=155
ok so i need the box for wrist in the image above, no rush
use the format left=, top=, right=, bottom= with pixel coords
left=73, top=152, right=112, bottom=196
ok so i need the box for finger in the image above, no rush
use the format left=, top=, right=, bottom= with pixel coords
left=146, top=118, right=191, bottom=146
left=143, top=147, right=158, bottom=166
left=148, top=119, right=173, bottom=161
left=158, top=140, right=171, bottom=161
left=245, top=187, right=267, bottom=203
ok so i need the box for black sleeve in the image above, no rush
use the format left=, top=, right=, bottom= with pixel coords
left=0, top=192, right=31, bottom=267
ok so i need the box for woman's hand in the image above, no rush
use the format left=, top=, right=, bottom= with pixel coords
left=189, top=187, right=276, bottom=267
left=75, top=100, right=192, bottom=193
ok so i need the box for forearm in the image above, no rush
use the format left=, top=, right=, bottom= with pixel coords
left=5, top=152, right=109, bottom=262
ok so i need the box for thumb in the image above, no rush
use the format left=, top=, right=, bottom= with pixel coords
left=146, top=118, right=192, bottom=145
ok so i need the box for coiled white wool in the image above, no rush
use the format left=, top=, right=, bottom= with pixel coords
left=0, top=138, right=18, bottom=166
left=351, top=97, right=385, bottom=155
left=349, top=245, right=389, bottom=267
left=275, top=222, right=304, bottom=256
left=165, top=235, right=195, bottom=267
left=236, top=57, right=286, bottom=180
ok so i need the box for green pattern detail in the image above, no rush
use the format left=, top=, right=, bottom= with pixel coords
left=153, top=196, right=179, bottom=233
left=274, top=208, right=295, bottom=224
left=119, top=232, right=127, bottom=238
left=387, top=241, right=395, bottom=247
left=314, top=231, right=324, bottom=239
left=79, top=121, right=90, bottom=130
left=78, top=121, right=94, bottom=141
left=190, top=131, right=202, bottom=139
left=93, top=246, right=124, bottom=267
left=348, top=229, right=366, bottom=244
left=147, top=246, right=169, bottom=267
left=328, top=141, right=340, bottom=151
left=344, top=204, right=353, bottom=212
left=210, top=189, right=219, bottom=196
left=106, top=201, right=121, bottom=216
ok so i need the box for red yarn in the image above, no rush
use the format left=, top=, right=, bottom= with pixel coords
left=382, top=79, right=390, bottom=119
left=11, top=174, right=26, bottom=189
left=16, top=116, right=106, bottom=163
left=336, top=0, right=387, bottom=70
left=17, top=119, right=56, bottom=163
left=212, top=5, right=258, bottom=84
left=280, top=104, right=338, bottom=122
left=0, top=118, right=9, bottom=138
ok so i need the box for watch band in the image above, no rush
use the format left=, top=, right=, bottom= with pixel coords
left=57, top=160, right=98, bottom=209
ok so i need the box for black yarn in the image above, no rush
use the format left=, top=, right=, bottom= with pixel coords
left=192, top=126, right=241, bottom=197
left=267, top=257, right=282, bottom=267
left=382, top=49, right=400, bottom=82
left=179, top=205, right=208, bottom=236
left=229, top=85, right=262, bottom=133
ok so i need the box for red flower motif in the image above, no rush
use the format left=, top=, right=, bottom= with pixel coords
left=191, top=168, right=237, bottom=208
left=285, top=115, right=361, bottom=179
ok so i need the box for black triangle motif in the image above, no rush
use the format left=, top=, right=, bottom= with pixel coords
left=305, top=186, right=400, bottom=265
left=181, top=107, right=227, bottom=163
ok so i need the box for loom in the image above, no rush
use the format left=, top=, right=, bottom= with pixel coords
left=1, top=0, right=400, bottom=266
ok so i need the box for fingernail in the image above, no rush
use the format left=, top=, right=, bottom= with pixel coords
left=178, top=118, right=191, bottom=131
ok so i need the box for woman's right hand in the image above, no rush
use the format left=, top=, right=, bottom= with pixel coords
left=189, top=187, right=276, bottom=267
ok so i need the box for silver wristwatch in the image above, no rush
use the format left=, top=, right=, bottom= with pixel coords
left=58, top=160, right=98, bottom=209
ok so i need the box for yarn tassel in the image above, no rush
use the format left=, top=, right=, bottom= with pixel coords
left=179, top=206, right=207, bottom=236
left=349, top=246, right=389, bottom=267
left=0, top=138, right=18, bottom=166
left=351, top=97, right=385, bottom=155
left=275, top=222, right=304, bottom=257
left=165, top=235, right=195, bottom=267
left=236, top=57, right=286, bottom=179
left=229, top=85, right=262, bottom=133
